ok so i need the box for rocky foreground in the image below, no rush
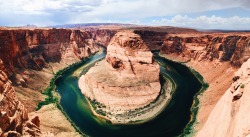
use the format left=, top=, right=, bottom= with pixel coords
left=158, top=33, right=250, bottom=133
left=197, top=57, right=250, bottom=137
left=79, top=31, right=166, bottom=123
left=0, top=59, right=40, bottom=136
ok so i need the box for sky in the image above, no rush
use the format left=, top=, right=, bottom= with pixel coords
left=1, top=0, right=250, bottom=30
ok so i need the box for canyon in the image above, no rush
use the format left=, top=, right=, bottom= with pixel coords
left=0, top=28, right=114, bottom=136
left=159, top=33, right=250, bottom=131
left=0, top=59, right=40, bottom=136
left=1, top=26, right=250, bottom=136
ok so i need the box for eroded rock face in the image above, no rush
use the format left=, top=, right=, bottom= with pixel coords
left=197, top=57, right=250, bottom=137
left=0, top=28, right=102, bottom=76
left=134, top=30, right=167, bottom=50
left=79, top=31, right=160, bottom=112
left=86, top=28, right=117, bottom=46
left=0, top=59, right=40, bottom=136
left=0, top=28, right=114, bottom=135
left=160, top=34, right=250, bottom=67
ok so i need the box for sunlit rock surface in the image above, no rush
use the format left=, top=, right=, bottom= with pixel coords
left=79, top=31, right=161, bottom=112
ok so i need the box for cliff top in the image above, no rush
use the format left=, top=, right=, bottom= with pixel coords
left=109, top=31, right=150, bottom=51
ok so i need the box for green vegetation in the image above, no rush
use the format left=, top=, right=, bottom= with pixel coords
left=36, top=60, right=92, bottom=137
left=158, top=53, right=209, bottom=136
left=36, top=62, right=80, bottom=110
left=182, top=67, right=209, bottom=136
left=35, top=50, right=103, bottom=136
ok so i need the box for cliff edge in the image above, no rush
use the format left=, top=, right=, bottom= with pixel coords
left=197, top=58, right=250, bottom=137
left=0, top=59, right=40, bottom=136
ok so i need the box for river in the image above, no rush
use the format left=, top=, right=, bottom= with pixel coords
left=55, top=50, right=202, bottom=137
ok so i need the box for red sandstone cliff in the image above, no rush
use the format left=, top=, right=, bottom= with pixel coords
left=0, top=28, right=115, bottom=135
left=160, top=34, right=250, bottom=67
left=0, top=28, right=104, bottom=76
left=85, top=28, right=116, bottom=46
left=2, top=26, right=250, bottom=136
left=197, top=58, right=250, bottom=137
left=0, top=59, right=40, bottom=136
left=0, top=28, right=114, bottom=99
left=134, top=30, right=167, bottom=50
left=157, top=32, right=250, bottom=136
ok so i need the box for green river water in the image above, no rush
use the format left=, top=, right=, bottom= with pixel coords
left=55, top=50, right=202, bottom=137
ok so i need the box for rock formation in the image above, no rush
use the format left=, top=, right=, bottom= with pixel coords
left=197, top=57, right=250, bottom=137
left=2, top=26, right=250, bottom=135
left=0, top=59, right=40, bottom=136
left=79, top=31, right=161, bottom=122
left=0, top=28, right=114, bottom=135
left=160, top=34, right=250, bottom=67
left=0, top=29, right=102, bottom=76
left=134, top=30, right=167, bottom=50
left=85, top=28, right=116, bottom=46
left=133, top=27, right=198, bottom=51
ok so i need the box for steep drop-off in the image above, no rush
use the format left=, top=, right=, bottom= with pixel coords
left=158, top=32, right=250, bottom=135
left=0, top=28, right=101, bottom=75
left=197, top=58, right=250, bottom=137
left=0, top=28, right=115, bottom=136
left=0, top=59, right=40, bottom=136
left=160, top=33, right=250, bottom=67
left=2, top=26, right=250, bottom=136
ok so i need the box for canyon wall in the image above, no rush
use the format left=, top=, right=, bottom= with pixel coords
left=197, top=57, right=250, bottom=137
left=0, top=28, right=115, bottom=109
left=134, top=30, right=167, bottom=50
left=0, top=59, right=40, bottom=136
left=0, top=28, right=102, bottom=76
left=85, top=28, right=116, bottom=46
left=160, top=33, right=250, bottom=67
left=2, top=26, right=250, bottom=136
left=0, top=28, right=115, bottom=136
left=158, top=32, right=250, bottom=135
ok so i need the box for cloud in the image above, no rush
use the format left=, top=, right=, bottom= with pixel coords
left=0, top=0, right=99, bottom=15
left=151, top=15, right=250, bottom=30
left=0, top=0, right=250, bottom=29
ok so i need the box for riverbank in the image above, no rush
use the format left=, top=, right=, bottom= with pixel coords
left=35, top=51, right=105, bottom=136
left=14, top=60, right=84, bottom=136
left=29, top=104, right=81, bottom=137
left=160, top=53, right=237, bottom=135
left=50, top=50, right=204, bottom=137
left=14, top=49, right=102, bottom=136
left=82, top=73, right=174, bottom=124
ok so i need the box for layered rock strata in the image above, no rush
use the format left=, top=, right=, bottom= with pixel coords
left=160, top=34, right=250, bottom=67
left=159, top=33, right=250, bottom=133
left=79, top=31, right=162, bottom=122
left=0, top=28, right=111, bottom=111
left=0, top=59, right=40, bottom=136
left=0, top=28, right=114, bottom=135
left=197, top=58, right=250, bottom=137
left=0, top=28, right=101, bottom=76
